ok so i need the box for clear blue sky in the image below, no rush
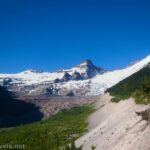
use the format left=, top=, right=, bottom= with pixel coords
left=0, top=0, right=150, bottom=73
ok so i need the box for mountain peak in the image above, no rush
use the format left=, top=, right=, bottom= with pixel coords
left=79, top=59, right=94, bottom=67
left=75, top=59, right=106, bottom=78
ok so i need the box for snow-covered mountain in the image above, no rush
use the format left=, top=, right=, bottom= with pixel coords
left=0, top=55, right=150, bottom=96
left=60, top=60, right=105, bottom=79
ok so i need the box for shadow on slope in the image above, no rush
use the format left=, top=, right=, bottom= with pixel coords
left=0, top=86, right=43, bottom=127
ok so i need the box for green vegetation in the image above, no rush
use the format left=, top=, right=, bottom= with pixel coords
left=107, top=64, right=150, bottom=104
left=0, top=106, right=94, bottom=150
left=133, top=76, right=150, bottom=104
left=91, top=145, right=96, bottom=150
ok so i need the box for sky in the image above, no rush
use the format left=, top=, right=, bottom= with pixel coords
left=0, top=0, right=150, bottom=73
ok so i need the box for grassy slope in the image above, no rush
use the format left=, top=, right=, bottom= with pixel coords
left=0, top=106, right=94, bottom=150
left=107, top=64, right=150, bottom=104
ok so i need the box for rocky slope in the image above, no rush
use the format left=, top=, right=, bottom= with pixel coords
left=0, top=85, right=97, bottom=127
left=76, top=93, right=150, bottom=150
left=20, top=94, right=97, bottom=119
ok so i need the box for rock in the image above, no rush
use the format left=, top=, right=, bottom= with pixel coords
left=54, top=78, right=61, bottom=83
left=61, top=72, right=72, bottom=82
left=72, top=71, right=83, bottom=80
left=79, top=60, right=105, bottom=79
left=66, top=91, right=74, bottom=96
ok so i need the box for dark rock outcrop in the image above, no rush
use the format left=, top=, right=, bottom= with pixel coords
left=79, top=60, right=105, bottom=79
left=54, top=78, right=61, bottom=83
left=61, top=72, right=72, bottom=82
left=72, top=71, right=83, bottom=80
left=66, top=91, right=75, bottom=96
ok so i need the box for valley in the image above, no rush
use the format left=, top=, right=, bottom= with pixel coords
left=1, top=0, right=150, bottom=149
left=1, top=55, right=150, bottom=149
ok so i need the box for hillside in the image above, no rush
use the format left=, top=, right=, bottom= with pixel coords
left=107, top=63, right=150, bottom=104
left=76, top=94, right=150, bottom=150
left=0, top=106, right=94, bottom=150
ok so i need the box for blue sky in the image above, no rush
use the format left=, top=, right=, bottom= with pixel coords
left=0, top=0, right=150, bottom=73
